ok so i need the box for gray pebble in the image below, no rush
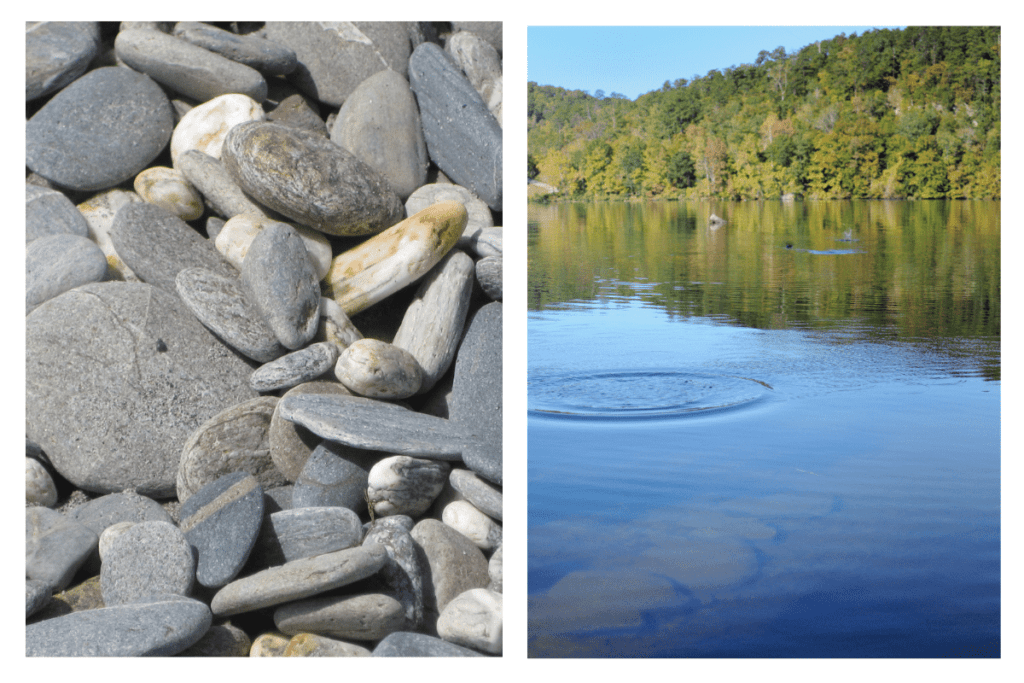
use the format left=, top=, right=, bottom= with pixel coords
left=372, top=631, right=485, bottom=657
left=292, top=441, right=374, bottom=511
left=26, top=507, right=98, bottom=592
left=26, top=594, right=212, bottom=656
left=100, top=521, right=194, bottom=606
left=367, top=456, right=450, bottom=518
left=449, top=468, right=502, bottom=521
left=69, top=490, right=175, bottom=576
left=475, top=255, right=503, bottom=301
left=26, top=22, right=99, bottom=101
left=331, top=68, right=428, bottom=200
left=26, top=185, right=90, bottom=244
left=447, top=30, right=503, bottom=123
left=466, top=226, right=503, bottom=258
left=266, top=93, right=329, bottom=136
left=452, top=22, right=502, bottom=55
left=176, top=622, right=251, bottom=657
left=211, top=544, right=387, bottom=616
left=489, top=544, right=502, bottom=593
left=223, top=121, right=404, bottom=237
left=26, top=579, right=52, bottom=618
left=363, top=516, right=426, bottom=627
left=173, top=22, right=297, bottom=75
left=436, top=588, right=502, bottom=654
left=176, top=267, right=287, bottom=363
left=263, top=485, right=294, bottom=514
left=250, top=506, right=363, bottom=570
left=176, top=150, right=269, bottom=219
left=451, top=302, right=503, bottom=484
left=251, top=342, right=339, bottom=392
left=270, top=381, right=354, bottom=481
left=26, top=233, right=108, bottom=315
left=335, top=339, right=423, bottom=399
left=179, top=472, right=264, bottom=588
left=274, top=593, right=406, bottom=641
left=26, top=282, right=258, bottom=497
left=115, top=28, right=267, bottom=102
left=27, top=67, right=174, bottom=191
left=410, top=518, right=489, bottom=617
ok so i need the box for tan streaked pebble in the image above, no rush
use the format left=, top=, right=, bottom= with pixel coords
left=323, top=201, right=467, bottom=316
left=215, top=213, right=332, bottom=280
left=170, top=93, right=264, bottom=167
left=283, top=633, right=371, bottom=657
left=316, top=296, right=363, bottom=349
left=334, top=338, right=422, bottom=399
left=249, top=631, right=290, bottom=657
left=133, top=166, right=204, bottom=220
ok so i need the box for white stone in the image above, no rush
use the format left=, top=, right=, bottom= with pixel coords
left=488, top=545, right=502, bottom=593
left=404, top=185, right=492, bottom=250
left=441, top=500, right=502, bottom=551
left=436, top=588, right=502, bottom=654
left=98, top=521, right=137, bottom=562
left=367, top=456, right=449, bottom=518
left=133, top=166, right=204, bottom=221
left=170, top=93, right=265, bottom=168
left=26, top=458, right=57, bottom=507
left=334, top=339, right=422, bottom=399
left=215, top=214, right=332, bottom=280
left=76, top=189, right=145, bottom=281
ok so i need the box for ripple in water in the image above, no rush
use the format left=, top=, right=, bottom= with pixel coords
left=528, top=370, right=772, bottom=420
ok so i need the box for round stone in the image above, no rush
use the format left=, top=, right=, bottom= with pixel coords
left=100, top=521, right=195, bottom=606
left=133, top=166, right=204, bottom=220
left=367, top=456, right=449, bottom=518
left=26, top=184, right=90, bottom=244
left=335, top=339, right=423, bottom=399
left=27, top=67, right=174, bottom=191
left=26, top=22, right=99, bottom=101
left=26, top=457, right=58, bottom=507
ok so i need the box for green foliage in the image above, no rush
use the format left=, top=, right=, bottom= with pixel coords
left=528, top=26, right=999, bottom=200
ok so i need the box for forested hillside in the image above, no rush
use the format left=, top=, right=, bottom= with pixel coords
left=528, top=27, right=1000, bottom=200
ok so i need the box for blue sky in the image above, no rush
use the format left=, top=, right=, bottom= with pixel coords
left=528, top=26, right=903, bottom=100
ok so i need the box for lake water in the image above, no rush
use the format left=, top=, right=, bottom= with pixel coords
left=527, top=200, right=1000, bottom=658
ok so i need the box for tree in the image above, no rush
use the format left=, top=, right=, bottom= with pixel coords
left=527, top=154, right=540, bottom=180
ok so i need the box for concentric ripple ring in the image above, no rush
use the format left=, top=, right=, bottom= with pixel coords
left=528, top=370, right=772, bottom=420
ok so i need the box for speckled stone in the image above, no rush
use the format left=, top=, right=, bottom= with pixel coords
left=405, top=183, right=494, bottom=248
left=26, top=185, right=90, bottom=244
left=335, top=339, right=423, bottom=399
left=250, top=506, right=363, bottom=570
left=26, top=594, right=212, bottom=657
left=269, top=381, right=355, bottom=482
left=177, top=623, right=251, bottom=656
left=291, top=440, right=374, bottom=511
left=179, top=472, right=264, bottom=588
left=27, top=67, right=174, bottom=191
left=372, top=631, right=485, bottom=657
left=26, top=579, right=52, bottom=618
left=450, top=302, right=503, bottom=484
left=133, top=166, right=204, bottom=220
left=449, top=468, right=502, bottom=521
left=70, top=491, right=174, bottom=535
left=26, top=457, right=58, bottom=507
left=26, top=507, right=98, bottom=592
left=317, top=297, right=364, bottom=349
left=266, top=93, right=329, bottom=136
left=175, top=267, right=287, bottom=363
left=251, top=342, right=340, bottom=393
left=211, top=544, right=387, bottom=616
left=283, top=633, right=371, bottom=657
left=115, top=28, right=267, bottom=102
left=173, top=22, right=297, bottom=76
left=177, top=396, right=286, bottom=504
left=489, top=544, right=502, bottom=593
left=410, top=518, right=490, bottom=617
left=367, top=456, right=449, bottom=518
left=362, top=516, right=425, bottom=628
left=100, top=521, right=195, bottom=606
left=170, top=93, right=266, bottom=167
left=26, top=22, right=99, bottom=101
left=222, top=121, right=403, bottom=237
left=249, top=631, right=291, bottom=656
left=446, top=30, right=503, bottom=125
left=475, top=255, right=502, bottom=301
left=436, top=588, right=502, bottom=654
left=26, top=282, right=258, bottom=498
left=441, top=500, right=502, bottom=551
left=275, top=593, right=406, bottom=641
left=98, top=522, right=136, bottom=562
left=239, top=220, right=320, bottom=350
left=26, top=233, right=108, bottom=315
left=177, top=150, right=269, bottom=219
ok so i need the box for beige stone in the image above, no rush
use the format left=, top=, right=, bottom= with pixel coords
left=76, top=189, right=144, bottom=281
left=334, top=339, right=422, bottom=399
left=170, top=93, right=265, bottom=167
left=133, top=166, right=204, bottom=221
left=249, top=631, right=290, bottom=657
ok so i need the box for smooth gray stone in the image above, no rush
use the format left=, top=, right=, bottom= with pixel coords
left=263, top=485, right=293, bottom=514
left=240, top=221, right=320, bottom=350
left=222, top=121, right=404, bottom=237
left=69, top=490, right=175, bottom=576
left=249, top=342, right=339, bottom=392
left=206, top=215, right=225, bottom=241
left=100, top=521, right=195, bottom=606
left=177, top=396, right=286, bottom=504
left=26, top=282, right=258, bottom=497
left=179, top=472, right=264, bottom=588
left=26, top=185, right=90, bottom=244
left=331, top=69, right=428, bottom=200
left=26, top=507, right=98, bottom=592
left=115, top=28, right=267, bottom=102
left=26, top=594, right=212, bottom=656
left=266, top=93, right=328, bottom=136
left=367, top=456, right=450, bottom=518
left=475, top=255, right=502, bottom=301
left=449, top=468, right=502, bottom=521
left=363, top=516, right=425, bottom=628
left=27, top=579, right=52, bottom=618
left=410, top=518, right=489, bottom=617
left=211, top=544, right=387, bottom=616
left=177, top=150, right=269, bottom=219
left=452, top=22, right=502, bottom=55
left=489, top=544, right=502, bottom=593
left=176, top=622, right=251, bottom=656
left=26, top=233, right=108, bottom=315
left=176, top=267, right=286, bottom=363
left=465, top=226, right=502, bottom=258
left=261, top=22, right=412, bottom=107
left=26, top=22, right=99, bottom=100
left=292, top=441, right=374, bottom=511
left=408, top=43, right=502, bottom=211
left=274, top=593, right=406, bottom=641
left=270, top=381, right=354, bottom=481
left=450, top=302, right=503, bottom=484
left=173, top=22, right=297, bottom=75
left=279, top=394, right=476, bottom=459
left=250, top=506, right=363, bottom=570
left=27, top=67, right=173, bottom=191
left=372, top=631, right=484, bottom=657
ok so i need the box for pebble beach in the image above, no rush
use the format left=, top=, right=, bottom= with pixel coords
left=26, top=21, right=502, bottom=657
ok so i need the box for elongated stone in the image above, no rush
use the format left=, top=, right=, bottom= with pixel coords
left=177, top=150, right=268, bottom=219
left=372, top=631, right=484, bottom=657
left=405, top=183, right=493, bottom=246
left=173, top=22, right=297, bottom=75
left=222, top=121, right=404, bottom=236
left=216, top=214, right=331, bottom=280
left=250, top=506, right=363, bottom=570
left=449, top=468, right=502, bottom=521
left=283, top=633, right=371, bottom=657
left=334, top=339, right=422, bottom=399
left=170, top=93, right=265, bottom=167
left=274, top=593, right=406, bottom=641
left=251, top=342, right=339, bottom=392
left=392, top=250, right=475, bottom=393
left=363, top=517, right=424, bottom=627
left=323, top=201, right=467, bottom=316
left=451, top=302, right=503, bottom=484
left=133, top=166, right=204, bottom=220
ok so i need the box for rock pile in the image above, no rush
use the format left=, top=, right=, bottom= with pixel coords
left=26, top=21, right=502, bottom=657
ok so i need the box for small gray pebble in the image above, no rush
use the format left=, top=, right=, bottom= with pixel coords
left=100, top=521, right=195, bottom=606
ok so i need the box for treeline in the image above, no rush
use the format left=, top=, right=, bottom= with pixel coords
left=528, top=26, right=1000, bottom=200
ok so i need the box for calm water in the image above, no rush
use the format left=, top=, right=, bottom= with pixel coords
left=527, top=200, right=1000, bottom=658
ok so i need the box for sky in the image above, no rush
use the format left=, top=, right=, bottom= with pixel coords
left=528, top=26, right=904, bottom=100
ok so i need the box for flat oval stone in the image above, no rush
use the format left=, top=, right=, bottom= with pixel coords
left=323, top=202, right=468, bottom=316
left=26, top=233, right=109, bottom=315
left=283, top=633, right=371, bottom=657
left=26, top=507, right=99, bottom=592
left=26, top=22, right=99, bottom=101
left=170, top=93, right=265, bottom=167
left=222, top=121, right=404, bottom=237
left=70, top=491, right=174, bottom=535
left=441, top=500, right=502, bottom=551
left=392, top=250, right=475, bottom=393
left=27, top=67, right=174, bottom=191
left=436, top=588, right=502, bottom=654
left=215, top=214, right=331, bottom=280
left=111, top=202, right=239, bottom=294
left=100, top=521, right=195, bottom=606
left=410, top=519, right=489, bottom=616
left=177, top=396, right=286, bottom=504
left=115, top=28, right=267, bottom=102
left=26, top=282, right=258, bottom=498
left=173, top=22, right=297, bottom=76
left=26, top=185, right=90, bottom=244
left=367, top=456, right=449, bottom=518
left=405, top=183, right=493, bottom=247
left=250, top=506, right=363, bottom=570
left=26, top=595, right=212, bottom=656
left=372, top=631, right=485, bottom=657
left=240, top=221, right=320, bottom=350
left=331, top=69, right=427, bottom=200
left=179, top=472, right=264, bottom=588
left=133, top=166, right=204, bottom=220
left=335, top=339, right=422, bottom=399
left=291, top=440, right=374, bottom=511
left=175, top=267, right=286, bottom=363
left=269, top=381, right=354, bottom=481
left=177, top=150, right=268, bottom=219
left=211, top=544, right=387, bottom=616
left=408, top=43, right=502, bottom=211
left=251, top=342, right=340, bottom=393
left=274, top=593, right=406, bottom=641
left=476, top=255, right=503, bottom=301
left=451, top=302, right=503, bottom=484
left=449, top=468, right=502, bottom=521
